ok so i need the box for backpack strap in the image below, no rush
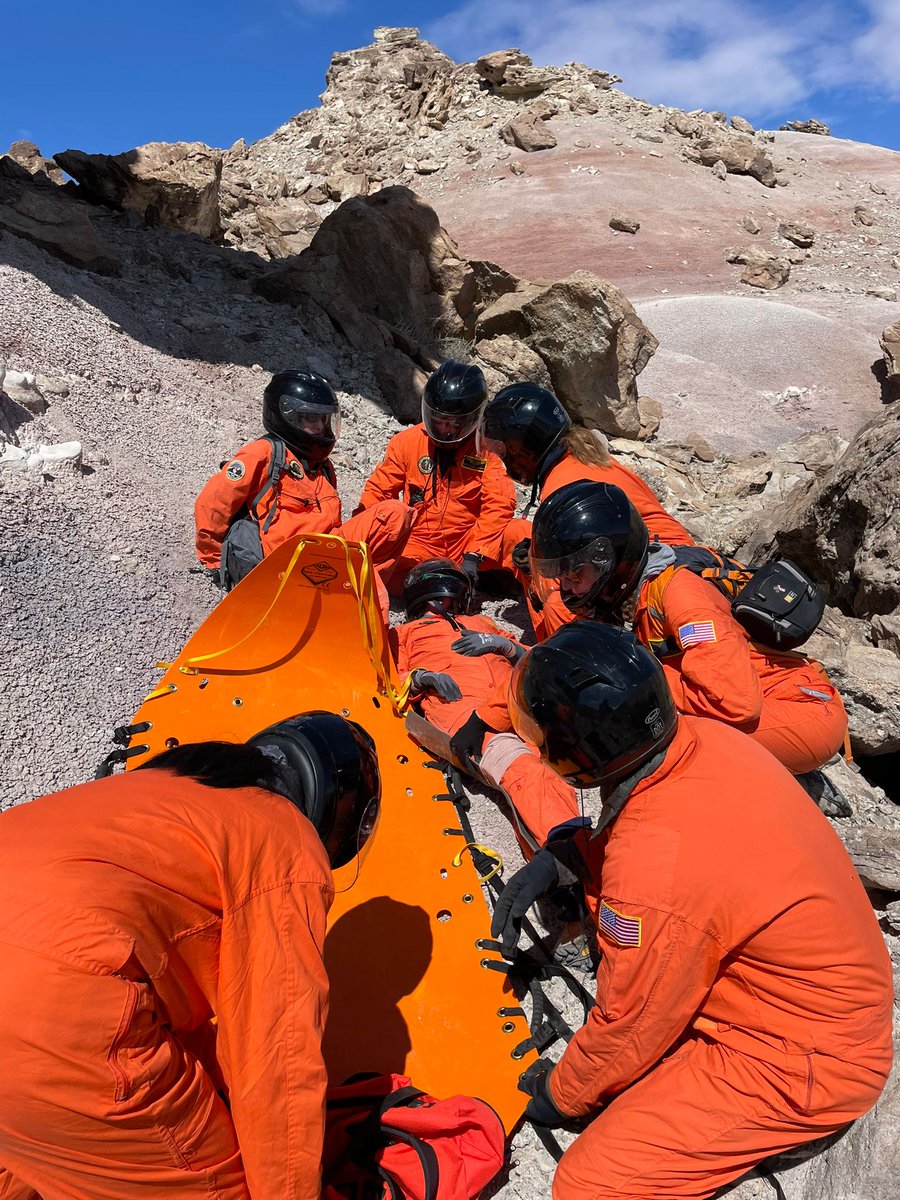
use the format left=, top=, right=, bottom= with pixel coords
left=643, top=566, right=680, bottom=658
left=249, top=436, right=288, bottom=534
left=379, top=1087, right=428, bottom=1115
left=377, top=1128, right=440, bottom=1200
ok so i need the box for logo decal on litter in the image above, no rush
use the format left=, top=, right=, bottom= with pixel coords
left=418, top=455, right=434, bottom=475
left=599, top=902, right=642, bottom=948
left=301, top=562, right=339, bottom=586
left=677, top=620, right=717, bottom=648
left=225, top=460, right=245, bottom=481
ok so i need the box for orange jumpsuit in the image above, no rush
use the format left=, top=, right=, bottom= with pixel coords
left=390, top=613, right=579, bottom=844
left=195, top=436, right=412, bottom=578
left=0, top=771, right=333, bottom=1200
left=358, top=425, right=516, bottom=591
left=501, top=448, right=695, bottom=640
left=635, top=565, right=848, bottom=774
left=549, top=717, right=892, bottom=1200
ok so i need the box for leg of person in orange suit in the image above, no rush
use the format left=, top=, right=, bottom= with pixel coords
left=553, top=1033, right=887, bottom=1200
left=751, top=685, right=849, bottom=775
left=339, top=500, right=413, bottom=618
left=0, top=945, right=249, bottom=1200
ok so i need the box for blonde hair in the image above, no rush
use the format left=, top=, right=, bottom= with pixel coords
left=562, top=425, right=612, bottom=468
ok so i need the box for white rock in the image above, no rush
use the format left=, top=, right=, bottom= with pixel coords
left=37, top=441, right=83, bottom=468
left=4, top=370, right=35, bottom=389
left=0, top=444, right=28, bottom=471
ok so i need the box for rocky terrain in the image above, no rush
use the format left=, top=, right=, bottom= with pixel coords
left=1, top=25, right=899, bottom=1200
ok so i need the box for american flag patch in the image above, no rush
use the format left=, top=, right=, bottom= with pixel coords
left=677, top=620, right=717, bottom=648
left=599, top=902, right=642, bottom=948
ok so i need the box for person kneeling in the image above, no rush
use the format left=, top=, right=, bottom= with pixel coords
left=494, top=622, right=892, bottom=1200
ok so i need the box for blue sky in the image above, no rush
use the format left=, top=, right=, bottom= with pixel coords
left=2, top=1, right=898, bottom=157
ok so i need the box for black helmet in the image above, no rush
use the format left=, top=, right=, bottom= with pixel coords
left=263, top=369, right=341, bottom=464
left=421, top=361, right=488, bottom=446
left=530, top=481, right=649, bottom=618
left=402, top=558, right=473, bottom=621
left=476, top=383, right=571, bottom=484
left=248, top=711, right=381, bottom=867
left=509, top=622, right=677, bottom=790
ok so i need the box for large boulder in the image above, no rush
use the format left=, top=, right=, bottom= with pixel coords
left=779, top=118, right=831, bottom=135
left=802, top=610, right=900, bottom=757
left=501, top=113, right=557, bottom=152
left=476, top=271, right=657, bottom=437
left=254, top=198, right=322, bottom=258
left=725, top=246, right=791, bottom=290
left=684, top=133, right=776, bottom=187
left=881, top=320, right=900, bottom=380
left=55, top=142, right=223, bottom=239
left=475, top=49, right=568, bottom=97
left=5, top=140, right=64, bottom=184
left=475, top=334, right=552, bottom=395
left=746, top=404, right=900, bottom=619
left=0, top=167, right=120, bottom=274
left=254, top=186, right=475, bottom=352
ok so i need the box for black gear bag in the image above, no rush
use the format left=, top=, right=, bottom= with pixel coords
left=669, top=547, right=824, bottom=652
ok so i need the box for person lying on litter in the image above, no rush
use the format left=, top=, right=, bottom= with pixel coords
left=390, top=559, right=580, bottom=849
left=495, top=621, right=892, bottom=1200
left=195, top=369, right=411, bottom=596
left=528, top=479, right=848, bottom=775
left=477, top=382, right=694, bottom=638
left=0, top=713, right=381, bottom=1200
left=357, top=362, right=515, bottom=593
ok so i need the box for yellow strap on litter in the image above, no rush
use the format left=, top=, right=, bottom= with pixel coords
left=155, top=537, right=312, bottom=676
left=151, top=535, right=411, bottom=716
left=339, top=538, right=411, bottom=716
left=452, top=842, right=504, bottom=883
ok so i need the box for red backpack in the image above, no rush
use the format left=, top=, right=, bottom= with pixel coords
left=321, top=1074, right=506, bottom=1200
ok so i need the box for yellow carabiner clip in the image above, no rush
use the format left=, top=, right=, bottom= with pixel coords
left=452, top=842, right=503, bottom=884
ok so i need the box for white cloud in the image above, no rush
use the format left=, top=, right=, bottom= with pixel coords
left=851, top=1, right=900, bottom=98
left=427, top=0, right=894, bottom=119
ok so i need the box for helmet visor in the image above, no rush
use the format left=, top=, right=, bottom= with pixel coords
left=476, top=428, right=505, bottom=458
left=531, top=536, right=615, bottom=588
left=422, top=399, right=482, bottom=446
left=277, top=396, right=342, bottom=443
left=509, top=676, right=599, bottom=786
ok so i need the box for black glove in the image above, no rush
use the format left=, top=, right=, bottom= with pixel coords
left=491, top=834, right=586, bottom=959
left=411, top=670, right=462, bottom=703
left=451, top=630, right=519, bottom=660
left=461, top=552, right=482, bottom=584
left=205, top=566, right=223, bottom=589
left=518, top=1058, right=567, bottom=1128
left=511, top=537, right=532, bottom=576
left=449, top=711, right=489, bottom=771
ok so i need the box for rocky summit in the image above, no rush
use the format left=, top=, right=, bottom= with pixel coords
left=1, top=26, right=899, bottom=1200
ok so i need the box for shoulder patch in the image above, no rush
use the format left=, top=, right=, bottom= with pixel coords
left=225, top=460, right=245, bottom=481
left=417, top=455, right=434, bottom=475
left=677, top=620, right=717, bottom=649
left=461, top=454, right=487, bottom=473
left=599, top=901, right=642, bottom=948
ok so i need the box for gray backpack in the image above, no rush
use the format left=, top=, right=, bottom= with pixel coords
left=219, top=436, right=287, bottom=590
